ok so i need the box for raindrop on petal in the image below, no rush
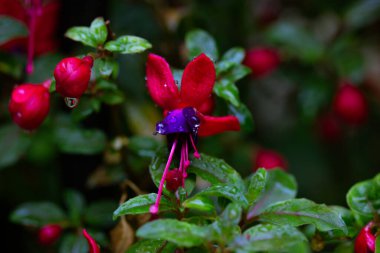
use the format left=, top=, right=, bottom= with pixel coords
left=64, top=97, right=79, bottom=108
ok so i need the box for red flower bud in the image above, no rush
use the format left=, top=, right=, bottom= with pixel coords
left=333, top=82, right=368, bottom=126
left=54, top=56, right=93, bottom=98
left=38, top=224, right=62, bottom=245
left=355, top=222, right=376, bottom=253
left=243, top=47, right=280, bottom=78
left=165, top=168, right=182, bottom=192
left=9, top=82, right=50, bottom=130
left=254, top=148, right=287, bottom=171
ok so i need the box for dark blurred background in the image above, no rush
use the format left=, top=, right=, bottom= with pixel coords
left=1, top=0, right=380, bottom=252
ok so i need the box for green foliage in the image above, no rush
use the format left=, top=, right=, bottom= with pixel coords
left=104, top=35, right=152, bottom=54
left=258, top=198, right=347, bottom=233
left=233, top=224, right=308, bottom=252
left=137, top=219, right=208, bottom=247
left=185, top=29, right=219, bottom=60
left=113, top=193, right=174, bottom=218
left=346, top=173, right=380, bottom=220
left=0, top=124, right=30, bottom=169
left=54, top=124, right=106, bottom=154
left=65, top=17, right=107, bottom=48
left=0, top=15, right=28, bottom=45
left=10, top=202, right=66, bottom=226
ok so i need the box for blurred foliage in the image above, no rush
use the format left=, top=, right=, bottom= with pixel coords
left=1, top=0, right=380, bottom=252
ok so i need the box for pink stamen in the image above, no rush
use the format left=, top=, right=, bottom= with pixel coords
left=150, top=138, right=178, bottom=215
left=189, top=134, right=200, bottom=159
left=25, top=0, right=42, bottom=74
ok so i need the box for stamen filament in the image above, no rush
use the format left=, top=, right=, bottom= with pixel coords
left=189, top=134, right=200, bottom=159
left=150, top=138, right=178, bottom=214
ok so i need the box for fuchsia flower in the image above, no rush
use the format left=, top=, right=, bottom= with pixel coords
left=83, top=229, right=100, bottom=253
left=243, top=47, right=280, bottom=78
left=146, top=53, right=240, bottom=214
left=355, top=222, right=376, bottom=253
left=38, top=224, right=62, bottom=245
left=54, top=56, right=94, bottom=98
left=333, top=81, right=368, bottom=126
left=9, top=80, right=50, bottom=130
left=253, top=148, right=287, bottom=171
left=0, top=0, right=60, bottom=74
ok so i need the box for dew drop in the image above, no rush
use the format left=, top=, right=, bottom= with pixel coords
left=16, top=112, right=22, bottom=119
left=18, top=89, right=25, bottom=95
left=64, top=97, right=79, bottom=108
left=163, top=83, right=168, bottom=88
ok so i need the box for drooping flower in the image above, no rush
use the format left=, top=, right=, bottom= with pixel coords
left=38, top=224, right=62, bottom=245
left=54, top=56, right=94, bottom=99
left=243, top=47, right=280, bottom=78
left=83, top=229, right=101, bottom=253
left=253, top=148, right=287, bottom=171
left=146, top=53, right=240, bottom=214
left=9, top=80, right=51, bottom=130
left=0, top=0, right=60, bottom=74
left=355, top=222, right=376, bottom=253
left=333, top=81, right=368, bottom=126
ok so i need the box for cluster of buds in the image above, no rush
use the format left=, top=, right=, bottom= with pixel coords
left=8, top=56, right=93, bottom=130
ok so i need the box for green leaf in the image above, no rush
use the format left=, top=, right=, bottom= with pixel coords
left=214, top=79, right=240, bottom=107
left=225, top=65, right=251, bottom=82
left=188, top=153, right=244, bottom=191
left=128, top=136, right=160, bottom=158
left=99, top=89, right=125, bottom=105
left=183, top=195, right=215, bottom=213
left=126, top=240, right=170, bottom=253
left=65, top=27, right=98, bottom=48
left=0, top=15, right=28, bottom=45
left=345, top=0, right=380, bottom=29
left=228, top=103, right=254, bottom=132
left=189, top=184, right=248, bottom=207
left=259, top=198, right=347, bottom=233
left=246, top=169, right=267, bottom=206
left=136, top=219, right=207, bottom=247
left=10, top=202, right=66, bottom=226
left=113, top=193, right=174, bottom=218
left=26, top=53, right=63, bottom=83
left=222, top=47, right=245, bottom=64
left=247, top=169, right=297, bottom=217
left=376, top=235, right=380, bottom=253
left=149, top=147, right=170, bottom=189
left=185, top=29, right=219, bottom=61
left=105, top=35, right=152, bottom=54
left=265, top=21, right=324, bottom=63
left=89, top=17, right=107, bottom=46
left=59, top=233, right=88, bottom=253
left=65, top=17, right=107, bottom=47
left=64, top=189, right=85, bottom=226
left=221, top=202, right=243, bottom=226
left=0, top=52, right=24, bottom=78
left=233, top=224, right=308, bottom=252
left=346, top=176, right=380, bottom=218
left=84, top=201, right=116, bottom=227
left=54, top=126, right=106, bottom=154
left=94, top=58, right=116, bottom=78
left=0, top=124, right=31, bottom=169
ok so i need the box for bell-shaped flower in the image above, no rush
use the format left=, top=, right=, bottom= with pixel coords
left=146, top=53, right=240, bottom=214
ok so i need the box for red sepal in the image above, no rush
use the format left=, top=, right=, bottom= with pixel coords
left=83, top=229, right=100, bottom=253
left=198, top=114, right=240, bottom=136
left=180, top=53, right=215, bottom=109
left=146, top=54, right=180, bottom=110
